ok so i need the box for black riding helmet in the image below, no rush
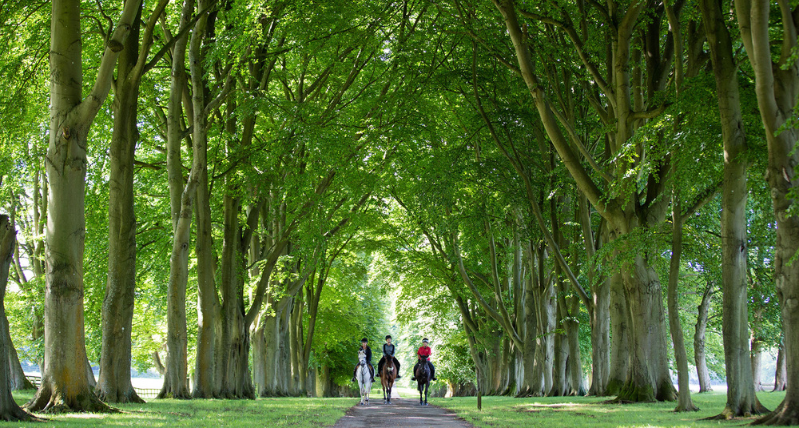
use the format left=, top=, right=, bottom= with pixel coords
left=361, top=338, right=368, bottom=343
left=385, top=335, right=391, bottom=340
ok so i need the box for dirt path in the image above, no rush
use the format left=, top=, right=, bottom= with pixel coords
left=332, top=390, right=473, bottom=428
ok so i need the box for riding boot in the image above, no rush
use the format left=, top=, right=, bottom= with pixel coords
left=351, top=364, right=358, bottom=382
left=430, top=362, right=437, bottom=381
left=369, top=365, right=375, bottom=382
left=411, top=362, right=420, bottom=381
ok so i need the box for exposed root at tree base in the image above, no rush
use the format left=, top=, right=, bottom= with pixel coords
left=25, top=387, right=119, bottom=414
left=673, top=404, right=700, bottom=412
left=95, top=388, right=145, bottom=404
left=705, top=404, right=770, bottom=421
left=752, top=400, right=799, bottom=425
left=0, top=405, right=40, bottom=422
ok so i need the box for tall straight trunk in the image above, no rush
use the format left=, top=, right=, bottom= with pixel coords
left=0, top=216, right=33, bottom=420
left=190, top=0, right=218, bottom=398
left=579, top=194, right=610, bottom=396
left=695, top=283, right=714, bottom=393
left=735, top=0, right=798, bottom=423
left=701, top=0, right=766, bottom=417
left=517, top=249, right=538, bottom=397
left=98, top=0, right=168, bottom=403
left=158, top=0, right=195, bottom=400
left=26, top=0, right=140, bottom=413
left=550, top=301, right=569, bottom=397
left=773, top=344, right=787, bottom=392
left=566, top=297, right=586, bottom=396
left=608, top=270, right=630, bottom=395
left=218, top=194, right=253, bottom=398
left=666, top=196, right=697, bottom=411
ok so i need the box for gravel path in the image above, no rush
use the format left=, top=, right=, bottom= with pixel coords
left=332, top=389, right=473, bottom=428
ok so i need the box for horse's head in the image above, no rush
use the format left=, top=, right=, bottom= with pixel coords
left=358, top=350, right=366, bottom=365
left=419, top=355, right=428, bottom=363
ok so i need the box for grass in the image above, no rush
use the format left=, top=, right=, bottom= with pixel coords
left=0, top=388, right=786, bottom=427
left=435, top=390, right=787, bottom=428
left=0, top=390, right=355, bottom=427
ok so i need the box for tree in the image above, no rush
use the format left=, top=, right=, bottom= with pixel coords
left=25, top=0, right=141, bottom=413
left=0, top=216, right=34, bottom=421
left=735, top=0, right=799, bottom=423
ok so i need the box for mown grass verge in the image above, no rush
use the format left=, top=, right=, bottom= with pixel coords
left=0, top=390, right=354, bottom=427
left=435, top=390, right=787, bottom=427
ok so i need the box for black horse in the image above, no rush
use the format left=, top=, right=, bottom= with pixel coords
left=415, top=355, right=431, bottom=405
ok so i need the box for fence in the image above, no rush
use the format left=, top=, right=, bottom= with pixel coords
left=25, top=375, right=161, bottom=400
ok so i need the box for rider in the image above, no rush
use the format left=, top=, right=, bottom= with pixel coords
left=411, top=338, right=437, bottom=381
left=351, top=338, right=375, bottom=383
left=377, top=335, right=401, bottom=379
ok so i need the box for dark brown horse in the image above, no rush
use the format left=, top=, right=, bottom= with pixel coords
left=380, top=355, right=397, bottom=404
left=415, top=355, right=431, bottom=405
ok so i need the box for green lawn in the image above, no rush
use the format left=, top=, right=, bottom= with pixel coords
left=435, top=390, right=787, bottom=428
left=1, top=388, right=786, bottom=427
left=0, top=391, right=355, bottom=427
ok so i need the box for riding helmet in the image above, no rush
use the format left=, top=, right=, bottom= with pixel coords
left=422, top=338, right=429, bottom=343
left=385, top=335, right=392, bottom=339
left=361, top=338, right=368, bottom=343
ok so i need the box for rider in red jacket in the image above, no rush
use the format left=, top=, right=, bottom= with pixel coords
left=411, top=338, right=437, bottom=381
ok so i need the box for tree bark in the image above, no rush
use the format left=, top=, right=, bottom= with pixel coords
left=773, top=344, right=787, bottom=392
left=608, top=269, right=630, bottom=396
left=158, top=0, right=195, bottom=400
left=26, top=0, right=140, bottom=413
left=694, top=283, right=714, bottom=393
left=666, top=195, right=697, bottom=411
left=700, top=0, right=767, bottom=417
left=97, top=0, right=167, bottom=404
left=735, top=1, right=797, bottom=423
left=0, top=216, right=34, bottom=420
left=751, top=339, right=765, bottom=392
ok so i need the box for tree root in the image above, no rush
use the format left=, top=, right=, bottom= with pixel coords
left=705, top=402, right=770, bottom=421
left=25, top=385, right=119, bottom=414
left=95, top=387, right=145, bottom=404
left=752, top=400, right=799, bottom=425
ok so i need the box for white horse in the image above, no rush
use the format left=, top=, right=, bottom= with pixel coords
left=356, top=350, right=372, bottom=405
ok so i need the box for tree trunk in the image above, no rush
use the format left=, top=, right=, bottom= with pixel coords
left=549, top=302, right=569, bottom=397
left=773, top=344, right=787, bottom=392
left=3, top=310, right=34, bottom=390
left=608, top=270, right=630, bottom=395
left=26, top=0, right=139, bottom=413
left=735, top=0, right=798, bottom=423
left=97, top=0, right=151, bottom=404
left=695, top=283, right=714, bottom=393
left=617, top=255, right=676, bottom=402
left=751, top=339, right=765, bottom=392
left=0, top=216, right=34, bottom=420
left=701, top=0, right=766, bottom=417
left=190, top=0, right=218, bottom=398
left=666, top=198, right=698, bottom=411
left=218, top=194, right=254, bottom=399
left=158, top=0, right=195, bottom=401
left=566, top=297, right=586, bottom=396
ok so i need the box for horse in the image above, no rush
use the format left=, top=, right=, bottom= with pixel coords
left=415, top=355, right=431, bottom=406
left=380, top=354, right=397, bottom=404
left=355, top=350, right=372, bottom=405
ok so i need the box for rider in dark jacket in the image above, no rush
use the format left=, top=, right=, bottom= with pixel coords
left=351, top=338, right=375, bottom=382
left=377, top=335, right=401, bottom=379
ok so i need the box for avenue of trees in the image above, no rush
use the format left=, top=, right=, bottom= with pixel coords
left=0, top=0, right=797, bottom=425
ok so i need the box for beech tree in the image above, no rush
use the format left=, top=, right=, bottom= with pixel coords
left=25, top=0, right=141, bottom=412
